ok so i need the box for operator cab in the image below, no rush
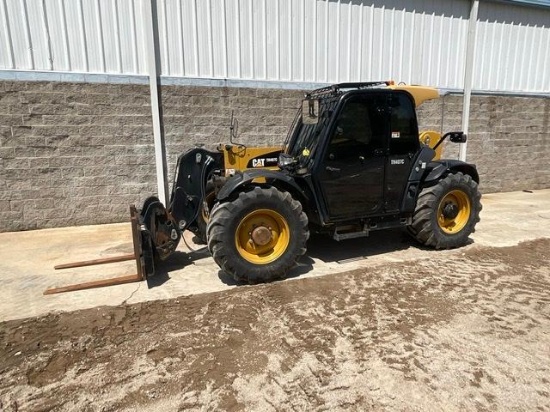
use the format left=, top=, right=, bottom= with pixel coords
left=281, top=81, right=437, bottom=225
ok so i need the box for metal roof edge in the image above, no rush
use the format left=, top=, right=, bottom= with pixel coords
left=487, top=0, right=550, bottom=9
left=440, top=88, right=550, bottom=98
left=1, top=70, right=549, bottom=98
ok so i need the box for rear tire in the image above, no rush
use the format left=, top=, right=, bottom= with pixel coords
left=207, top=186, right=309, bottom=283
left=409, top=172, right=482, bottom=249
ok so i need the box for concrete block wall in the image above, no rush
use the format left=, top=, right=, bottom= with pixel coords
left=417, top=94, right=550, bottom=192
left=0, top=81, right=303, bottom=232
left=467, top=95, right=549, bottom=193
left=0, top=81, right=157, bottom=231
left=159, top=85, right=303, bottom=175
left=0, top=80, right=548, bottom=232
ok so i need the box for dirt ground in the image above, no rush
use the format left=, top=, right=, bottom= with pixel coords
left=1, top=238, right=549, bottom=411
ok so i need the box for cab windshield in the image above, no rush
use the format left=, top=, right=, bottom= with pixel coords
left=285, top=97, right=338, bottom=164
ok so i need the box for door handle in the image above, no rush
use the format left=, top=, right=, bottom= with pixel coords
left=326, top=166, right=340, bottom=172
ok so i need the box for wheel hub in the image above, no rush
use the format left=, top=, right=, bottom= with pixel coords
left=235, top=208, right=291, bottom=265
left=442, top=202, right=459, bottom=219
left=251, top=226, right=272, bottom=246
left=437, top=189, right=472, bottom=234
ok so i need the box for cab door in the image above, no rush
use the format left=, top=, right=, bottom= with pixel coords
left=316, top=93, right=389, bottom=221
left=384, top=93, right=420, bottom=213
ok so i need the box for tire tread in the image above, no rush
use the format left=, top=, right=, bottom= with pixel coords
left=409, top=172, right=482, bottom=249
left=207, top=186, right=309, bottom=283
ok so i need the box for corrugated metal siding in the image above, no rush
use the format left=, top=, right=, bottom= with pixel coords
left=475, top=1, right=550, bottom=92
left=0, top=0, right=549, bottom=93
left=154, top=0, right=472, bottom=88
left=0, top=0, right=147, bottom=74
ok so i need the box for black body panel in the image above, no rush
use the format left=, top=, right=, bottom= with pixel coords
left=169, top=148, right=223, bottom=230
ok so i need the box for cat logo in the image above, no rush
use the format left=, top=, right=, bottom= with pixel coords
left=391, top=159, right=405, bottom=165
left=252, top=158, right=266, bottom=167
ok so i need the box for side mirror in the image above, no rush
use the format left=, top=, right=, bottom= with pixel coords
left=449, top=132, right=467, bottom=143
left=432, top=131, right=467, bottom=151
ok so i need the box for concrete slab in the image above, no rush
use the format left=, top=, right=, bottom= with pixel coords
left=1, top=189, right=549, bottom=322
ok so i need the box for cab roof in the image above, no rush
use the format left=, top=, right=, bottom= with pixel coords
left=388, top=84, right=439, bottom=107
left=307, top=81, right=439, bottom=107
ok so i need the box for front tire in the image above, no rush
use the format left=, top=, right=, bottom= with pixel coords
left=207, top=186, right=309, bottom=283
left=195, top=181, right=217, bottom=244
left=409, top=172, right=482, bottom=249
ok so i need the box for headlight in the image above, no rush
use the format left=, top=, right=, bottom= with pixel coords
left=278, top=153, right=297, bottom=168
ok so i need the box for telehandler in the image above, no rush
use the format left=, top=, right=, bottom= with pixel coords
left=139, top=81, right=482, bottom=283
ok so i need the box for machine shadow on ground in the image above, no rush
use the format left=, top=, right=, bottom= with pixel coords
left=305, top=229, right=415, bottom=263
left=307, top=229, right=475, bottom=263
left=146, top=247, right=210, bottom=288
left=149, top=229, right=475, bottom=288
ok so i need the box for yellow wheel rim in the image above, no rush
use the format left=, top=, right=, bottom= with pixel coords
left=437, top=190, right=471, bottom=234
left=235, top=209, right=290, bottom=264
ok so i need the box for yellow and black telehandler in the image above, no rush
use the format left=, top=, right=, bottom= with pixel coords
left=138, top=81, right=482, bottom=283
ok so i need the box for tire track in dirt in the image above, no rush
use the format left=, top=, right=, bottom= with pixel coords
left=1, top=239, right=549, bottom=411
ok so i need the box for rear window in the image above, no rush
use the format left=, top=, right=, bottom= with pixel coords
left=389, top=94, right=419, bottom=155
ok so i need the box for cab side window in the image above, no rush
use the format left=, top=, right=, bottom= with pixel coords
left=326, top=96, right=386, bottom=161
left=389, top=94, right=419, bottom=155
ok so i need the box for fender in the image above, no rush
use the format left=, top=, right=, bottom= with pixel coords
left=423, top=160, right=480, bottom=185
left=217, top=168, right=308, bottom=202
left=401, top=152, right=479, bottom=213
